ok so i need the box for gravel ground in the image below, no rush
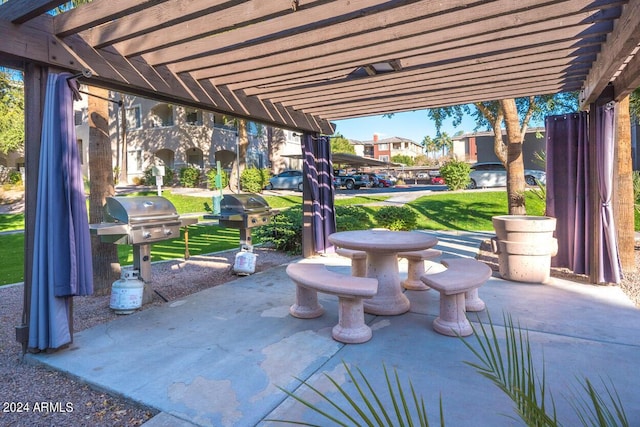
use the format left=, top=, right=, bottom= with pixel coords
left=0, top=246, right=299, bottom=427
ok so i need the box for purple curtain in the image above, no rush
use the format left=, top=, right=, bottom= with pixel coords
left=595, top=103, right=622, bottom=283
left=545, top=109, right=622, bottom=283
left=302, top=135, right=336, bottom=253
left=545, top=112, right=590, bottom=273
left=29, top=72, right=94, bottom=351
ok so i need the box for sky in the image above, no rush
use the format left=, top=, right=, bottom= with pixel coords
left=331, top=110, right=479, bottom=143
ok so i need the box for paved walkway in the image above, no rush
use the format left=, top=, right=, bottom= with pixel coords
left=26, top=231, right=640, bottom=426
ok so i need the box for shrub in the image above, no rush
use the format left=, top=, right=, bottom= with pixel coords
left=179, top=166, right=200, bottom=188
left=373, top=206, right=417, bottom=231
left=207, top=168, right=229, bottom=190
left=7, top=170, right=22, bottom=185
left=240, top=167, right=265, bottom=193
left=131, top=176, right=144, bottom=186
left=335, top=205, right=372, bottom=231
left=254, top=204, right=373, bottom=254
left=440, top=159, right=471, bottom=190
left=253, top=206, right=303, bottom=254
left=261, top=168, right=271, bottom=189
left=143, top=166, right=175, bottom=186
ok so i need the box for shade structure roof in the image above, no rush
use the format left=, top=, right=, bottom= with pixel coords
left=1, top=0, right=639, bottom=134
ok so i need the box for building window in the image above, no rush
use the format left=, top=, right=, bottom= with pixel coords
left=126, top=105, right=142, bottom=129
left=379, top=155, right=389, bottom=162
left=150, top=104, right=174, bottom=127
left=74, top=110, right=83, bottom=126
left=393, top=143, right=401, bottom=150
left=185, top=108, right=203, bottom=126
left=127, top=149, right=143, bottom=173
left=379, top=143, right=389, bottom=151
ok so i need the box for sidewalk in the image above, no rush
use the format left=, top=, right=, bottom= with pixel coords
left=26, top=231, right=640, bottom=426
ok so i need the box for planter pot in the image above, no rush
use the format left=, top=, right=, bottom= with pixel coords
left=491, top=215, right=557, bottom=283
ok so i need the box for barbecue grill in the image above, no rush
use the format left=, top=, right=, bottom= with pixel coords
left=90, top=196, right=197, bottom=282
left=205, top=193, right=275, bottom=248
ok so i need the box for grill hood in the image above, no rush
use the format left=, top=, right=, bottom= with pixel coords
left=104, top=196, right=179, bottom=224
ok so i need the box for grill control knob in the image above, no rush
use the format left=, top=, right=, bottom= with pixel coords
left=143, top=231, right=152, bottom=239
left=165, top=229, right=173, bottom=236
left=251, top=218, right=257, bottom=224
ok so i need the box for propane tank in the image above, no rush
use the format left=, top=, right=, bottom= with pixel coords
left=110, top=268, right=144, bottom=314
left=233, top=246, right=257, bottom=275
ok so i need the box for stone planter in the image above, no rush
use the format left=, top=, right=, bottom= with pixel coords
left=491, top=215, right=558, bottom=283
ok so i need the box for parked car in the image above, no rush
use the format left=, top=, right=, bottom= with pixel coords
left=416, top=172, right=430, bottom=179
left=265, top=170, right=304, bottom=191
left=335, top=172, right=368, bottom=190
left=467, top=162, right=546, bottom=189
left=366, top=173, right=393, bottom=188
left=430, top=175, right=445, bottom=185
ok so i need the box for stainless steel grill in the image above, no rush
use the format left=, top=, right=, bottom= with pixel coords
left=90, top=196, right=182, bottom=244
left=89, top=196, right=198, bottom=282
left=205, top=193, right=275, bottom=248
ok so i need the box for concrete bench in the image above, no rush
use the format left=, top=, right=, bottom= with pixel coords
left=397, top=249, right=442, bottom=290
left=420, top=258, right=492, bottom=337
left=335, top=247, right=367, bottom=277
left=286, top=263, right=378, bottom=344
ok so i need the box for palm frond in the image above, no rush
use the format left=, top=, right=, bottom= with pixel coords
left=268, top=361, right=435, bottom=426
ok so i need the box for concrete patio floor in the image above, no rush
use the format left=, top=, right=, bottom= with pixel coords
left=27, top=231, right=640, bottom=426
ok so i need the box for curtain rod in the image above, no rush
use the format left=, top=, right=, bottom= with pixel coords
left=66, top=69, right=92, bottom=81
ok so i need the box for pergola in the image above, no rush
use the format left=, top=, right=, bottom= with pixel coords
left=1, top=1, right=639, bottom=350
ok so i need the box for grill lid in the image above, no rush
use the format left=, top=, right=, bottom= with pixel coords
left=221, top=193, right=270, bottom=213
left=104, top=196, right=179, bottom=224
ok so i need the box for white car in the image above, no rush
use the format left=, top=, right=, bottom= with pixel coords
left=265, top=170, right=304, bottom=191
left=468, top=162, right=546, bottom=189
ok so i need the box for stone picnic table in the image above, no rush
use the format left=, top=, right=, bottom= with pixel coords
left=328, top=229, right=438, bottom=315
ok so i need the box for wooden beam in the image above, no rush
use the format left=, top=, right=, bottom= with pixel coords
left=141, top=0, right=433, bottom=66
left=0, top=0, right=66, bottom=23
left=184, top=0, right=614, bottom=81
left=108, top=0, right=328, bottom=56
left=612, top=44, right=640, bottom=101
left=580, top=0, right=640, bottom=108
left=261, top=53, right=595, bottom=104
left=197, top=12, right=614, bottom=86
left=315, top=82, right=579, bottom=119
left=79, top=0, right=247, bottom=49
left=53, top=0, right=172, bottom=38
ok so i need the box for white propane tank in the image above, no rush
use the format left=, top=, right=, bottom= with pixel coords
left=110, top=269, right=144, bottom=314
left=233, top=247, right=257, bottom=275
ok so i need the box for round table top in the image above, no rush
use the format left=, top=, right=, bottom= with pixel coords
left=329, top=229, right=438, bottom=253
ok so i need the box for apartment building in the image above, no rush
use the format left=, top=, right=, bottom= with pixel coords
left=73, top=92, right=304, bottom=184
left=350, top=135, right=423, bottom=162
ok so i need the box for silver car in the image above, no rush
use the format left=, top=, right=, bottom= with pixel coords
left=468, top=162, right=546, bottom=189
left=265, top=170, right=304, bottom=191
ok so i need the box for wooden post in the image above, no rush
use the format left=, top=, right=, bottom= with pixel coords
left=613, top=96, right=635, bottom=273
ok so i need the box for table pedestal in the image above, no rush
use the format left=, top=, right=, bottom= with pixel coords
left=364, top=253, right=410, bottom=315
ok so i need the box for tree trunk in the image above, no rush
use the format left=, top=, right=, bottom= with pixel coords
left=88, top=86, right=120, bottom=296
left=230, top=119, right=249, bottom=191
left=501, top=99, right=526, bottom=215
left=614, top=96, right=635, bottom=272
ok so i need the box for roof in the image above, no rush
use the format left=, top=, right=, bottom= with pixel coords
left=1, top=1, right=639, bottom=133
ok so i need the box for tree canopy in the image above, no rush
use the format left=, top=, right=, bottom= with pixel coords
left=330, top=133, right=355, bottom=154
left=0, top=69, right=24, bottom=155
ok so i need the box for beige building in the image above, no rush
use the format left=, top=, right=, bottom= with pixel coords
left=72, top=92, right=304, bottom=184
left=350, top=135, right=423, bottom=162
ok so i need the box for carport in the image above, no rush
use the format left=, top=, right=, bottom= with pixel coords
left=1, top=1, right=639, bottom=352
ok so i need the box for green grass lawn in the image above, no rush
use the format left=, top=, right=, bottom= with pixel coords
left=409, top=191, right=546, bottom=231
left=0, top=213, right=24, bottom=232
